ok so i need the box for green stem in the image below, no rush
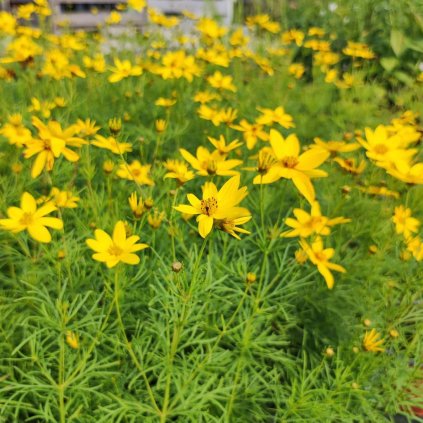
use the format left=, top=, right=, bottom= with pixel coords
left=113, top=269, right=160, bottom=414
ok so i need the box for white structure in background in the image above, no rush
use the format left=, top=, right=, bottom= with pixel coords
left=148, top=0, right=234, bottom=25
left=3, top=0, right=235, bottom=30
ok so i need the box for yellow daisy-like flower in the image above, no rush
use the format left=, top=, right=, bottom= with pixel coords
left=392, top=205, right=420, bottom=239
left=299, top=237, right=346, bottom=289
left=116, top=160, right=154, bottom=185
left=363, top=329, right=384, bottom=352
left=86, top=220, right=148, bottom=268
left=0, top=192, right=63, bottom=243
left=174, top=175, right=250, bottom=238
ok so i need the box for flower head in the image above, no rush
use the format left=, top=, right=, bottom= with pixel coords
left=0, top=192, right=63, bottom=243
left=86, top=220, right=148, bottom=268
left=174, top=175, right=250, bottom=238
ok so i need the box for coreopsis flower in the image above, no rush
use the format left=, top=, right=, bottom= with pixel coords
left=0, top=192, right=63, bottom=243
left=49, top=187, right=80, bottom=208
left=73, top=118, right=100, bottom=137
left=343, top=41, right=375, bottom=59
left=363, top=329, right=384, bottom=352
left=28, top=97, right=56, bottom=119
left=386, top=160, right=423, bottom=185
left=148, top=8, right=180, bottom=27
left=127, top=0, right=145, bottom=12
left=24, top=117, right=86, bottom=178
left=392, top=205, right=420, bottom=239
left=215, top=215, right=252, bottom=239
left=232, top=119, right=268, bottom=150
left=281, top=201, right=351, bottom=238
left=163, top=159, right=194, bottom=185
left=180, top=146, right=242, bottom=176
left=155, top=97, right=176, bottom=107
left=158, top=50, right=200, bottom=81
left=406, top=236, right=423, bottom=261
left=288, top=63, right=305, bottom=79
left=83, top=54, right=107, bottom=73
left=106, top=11, right=122, bottom=25
left=299, top=237, right=346, bottom=289
left=92, top=135, right=132, bottom=154
left=256, top=106, right=294, bottom=128
left=108, top=117, right=122, bottom=135
left=215, top=107, right=238, bottom=127
left=174, top=175, right=251, bottom=238
left=103, top=160, right=115, bottom=174
left=281, top=29, right=304, bottom=46
left=254, top=129, right=330, bottom=204
left=207, top=71, right=236, bottom=92
left=333, top=157, right=366, bottom=175
left=147, top=209, right=165, bottom=229
left=128, top=192, right=144, bottom=218
left=108, top=58, right=142, bottom=83
left=86, top=220, right=148, bottom=268
left=0, top=114, right=32, bottom=147
left=116, top=160, right=154, bottom=185
left=359, top=125, right=416, bottom=165
left=207, top=135, right=242, bottom=155
left=155, top=119, right=167, bottom=133
left=311, top=137, right=360, bottom=155
left=359, top=185, right=400, bottom=199
left=193, top=91, right=221, bottom=104
left=66, top=331, right=79, bottom=349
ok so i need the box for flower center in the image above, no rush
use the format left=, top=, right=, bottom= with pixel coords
left=374, top=144, right=388, bottom=154
left=19, top=212, right=34, bottom=226
left=43, top=139, right=52, bottom=151
left=280, top=155, right=299, bottom=168
left=200, top=197, right=218, bottom=216
left=315, top=251, right=327, bottom=262
left=132, top=169, right=141, bottom=177
left=206, top=160, right=217, bottom=175
left=108, top=244, right=123, bottom=257
left=258, top=151, right=276, bottom=174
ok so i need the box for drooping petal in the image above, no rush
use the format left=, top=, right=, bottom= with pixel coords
left=292, top=173, right=315, bottom=204
left=297, top=149, right=329, bottom=171
left=317, top=264, right=334, bottom=289
left=28, top=224, right=52, bottom=243
left=197, top=214, right=213, bottom=238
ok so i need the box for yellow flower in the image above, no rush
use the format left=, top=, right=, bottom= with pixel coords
left=108, top=58, right=142, bottom=83
left=73, top=118, right=100, bottom=136
left=180, top=146, right=242, bottom=176
left=128, top=192, right=144, bottom=218
left=0, top=192, right=63, bottom=243
left=363, top=329, right=384, bottom=352
left=86, top=220, right=148, bottom=268
left=359, top=125, right=416, bottom=164
left=92, top=135, right=132, bottom=154
left=147, top=209, right=165, bottom=229
left=282, top=201, right=350, bottom=238
left=163, top=159, right=195, bottom=185
left=207, top=135, right=242, bottom=155
left=299, top=237, right=346, bottom=289
left=103, top=160, right=115, bottom=174
left=0, top=114, right=32, bottom=147
left=232, top=119, right=268, bottom=150
left=24, top=117, right=86, bottom=178
left=174, top=175, right=250, bottom=238
left=108, top=117, right=122, bottom=135
left=66, top=331, right=79, bottom=349
left=254, top=129, right=330, bottom=204
left=127, top=0, right=145, bottom=12
left=105, top=11, right=122, bottom=25
left=288, top=63, right=305, bottom=79
left=155, top=119, right=167, bottom=133
left=386, top=160, right=423, bottom=185
left=49, top=187, right=79, bottom=208
left=392, top=205, right=420, bottom=239
left=207, top=71, right=236, bottom=92
left=311, top=137, right=360, bottom=155
left=256, top=106, right=295, bottom=128
left=155, top=97, right=176, bottom=107
left=333, top=157, right=366, bottom=175
left=116, top=160, right=154, bottom=185
left=343, top=41, right=375, bottom=59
